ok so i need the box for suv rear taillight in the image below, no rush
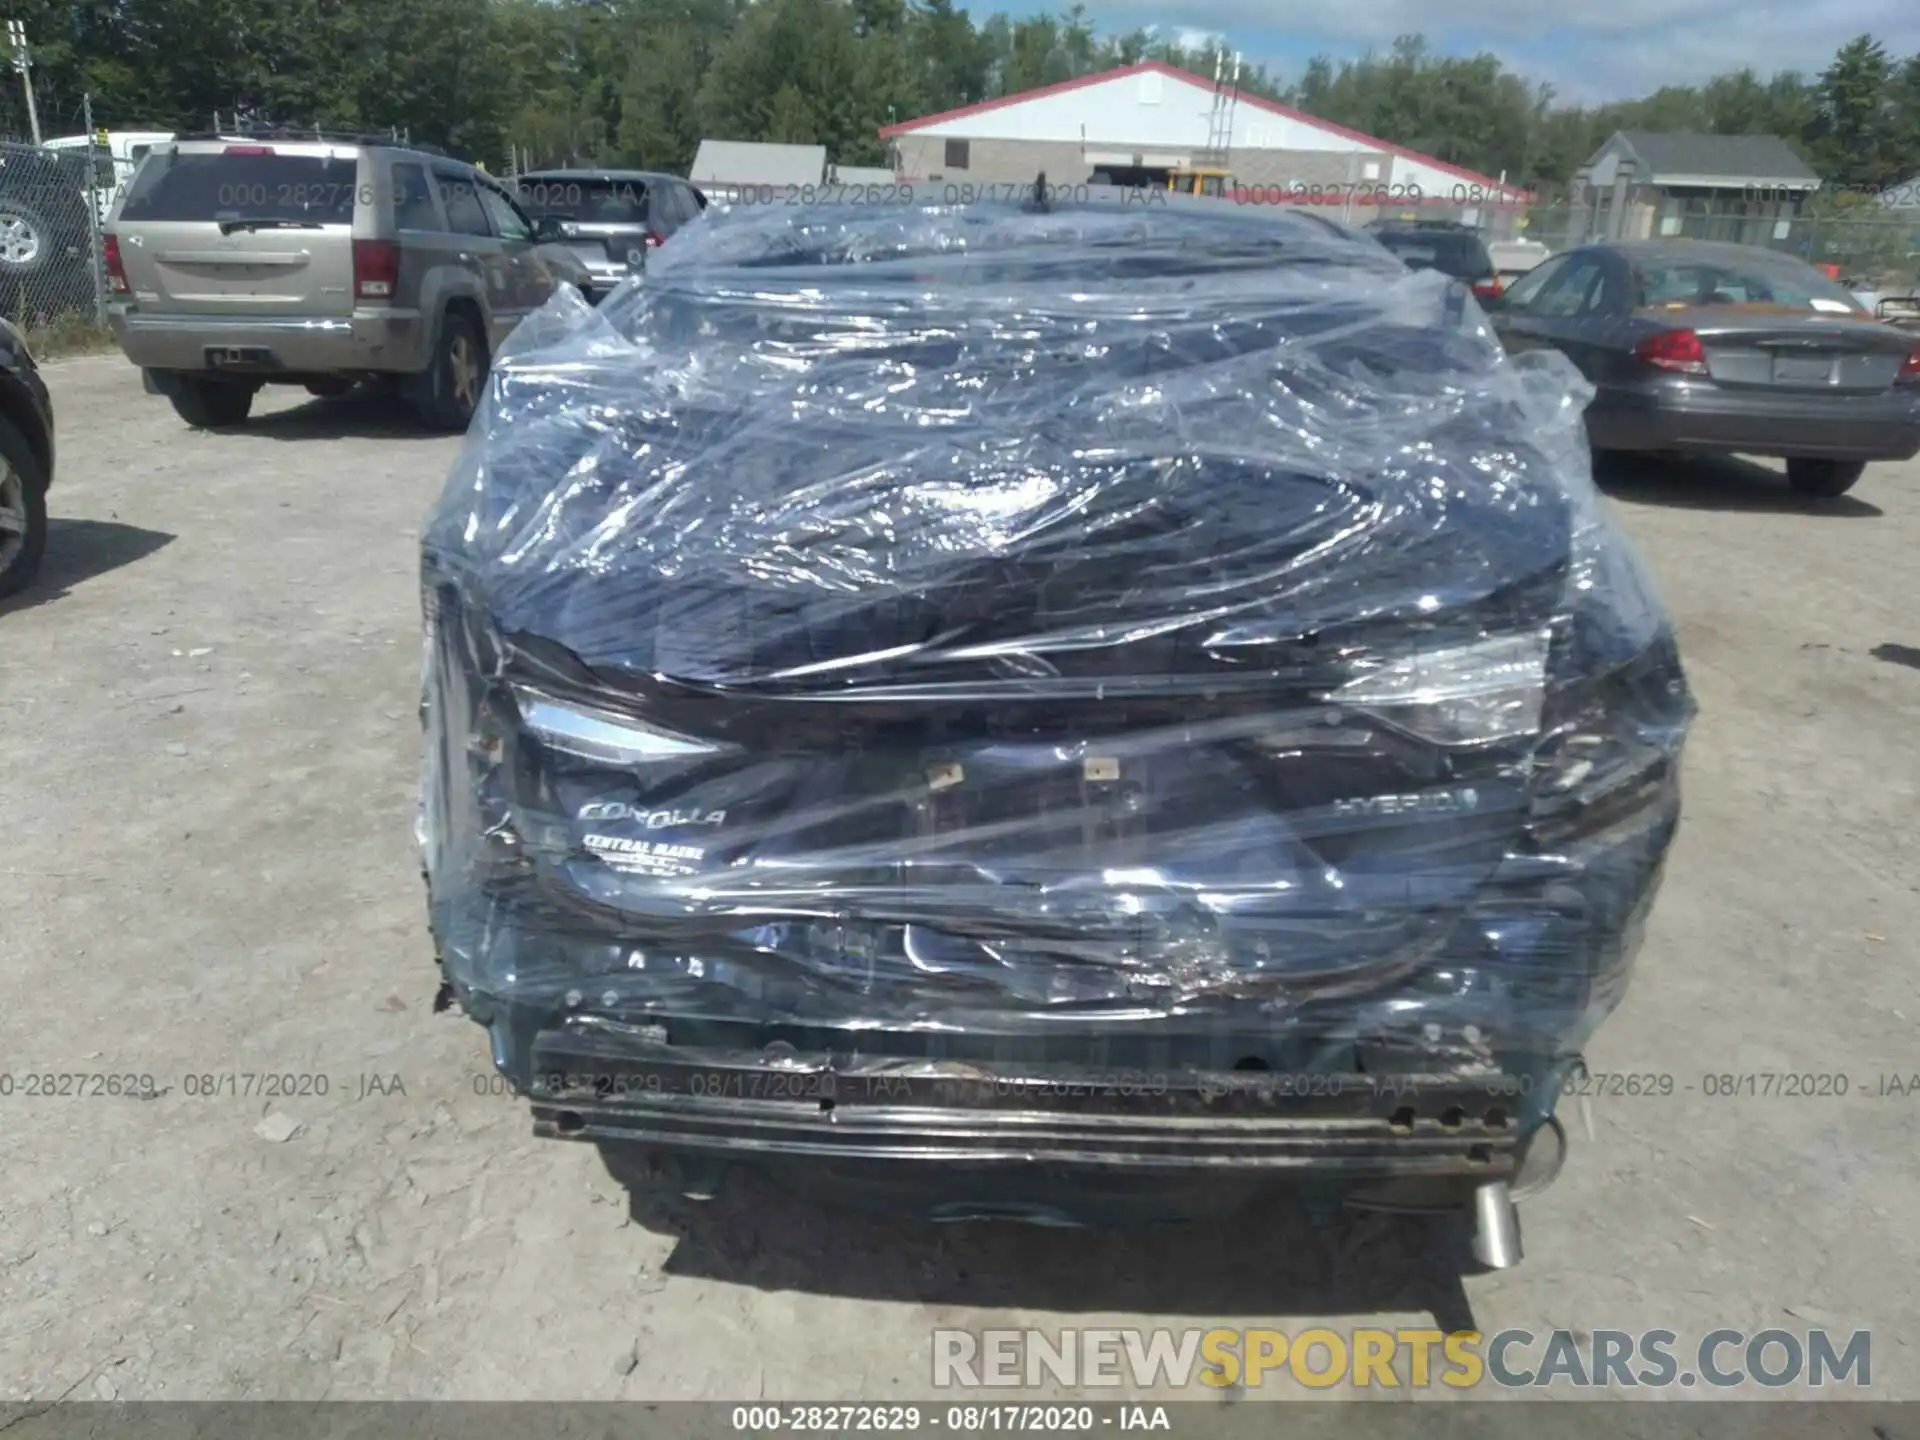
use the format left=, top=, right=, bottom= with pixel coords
left=645, top=232, right=666, bottom=248
left=353, top=238, right=400, bottom=302
left=1635, top=329, right=1709, bottom=375
left=103, top=233, right=129, bottom=294
left=1472, top=276, right=1502, bottom=300
left=1899, top=347, right=1920, bottom=384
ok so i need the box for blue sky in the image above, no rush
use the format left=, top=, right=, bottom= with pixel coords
left=972, top=1, right=1920, bottom=103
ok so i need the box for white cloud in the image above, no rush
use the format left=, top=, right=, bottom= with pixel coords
left=1170, top=27, right=1225, bottom=50
left=1506, top=2, right=1918, bottom=99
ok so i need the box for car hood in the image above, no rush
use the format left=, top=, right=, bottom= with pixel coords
left=426, top=197, right=1646, bottom=693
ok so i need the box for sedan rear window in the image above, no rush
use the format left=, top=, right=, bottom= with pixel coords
left=1374, top=231, right=1495, bottom=281
left=119, top=151, right=359, bottom=223
left=515, top=177, right=650, bottom=225
left=1634, top=258, right=1864, bottom=313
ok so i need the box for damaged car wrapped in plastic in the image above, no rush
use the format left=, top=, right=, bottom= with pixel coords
left=417, top=185, right=1692, bottom=1256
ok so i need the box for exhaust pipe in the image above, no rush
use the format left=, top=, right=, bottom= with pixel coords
left=1470, top=1179, right=1523, bottom=1269
left=1470, top=1108, right=1568, bottom=1267
left=1471, top=1109, right=1569, bottom=1269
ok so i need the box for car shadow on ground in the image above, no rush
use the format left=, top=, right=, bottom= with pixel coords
left=609, top=1159, right=1486, bottom=1332
left=240, top=386, right=453, bottom=442
left=0, top=518, right=174, bottom=617
left=1871, top=642, right=1920, bottom=671
left=1592, top=452, right=1885, bottom=517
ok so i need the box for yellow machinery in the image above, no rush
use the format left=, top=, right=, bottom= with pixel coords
left=1167, top=167, right=1234, bottom=198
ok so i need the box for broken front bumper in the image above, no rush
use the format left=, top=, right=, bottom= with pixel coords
left=500, top=1013, right=1568, bottom=1188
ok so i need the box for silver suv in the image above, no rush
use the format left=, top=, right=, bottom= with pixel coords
left=105, top=131, right=594, bottom=431
left=513, top=169, right=706, bottom=301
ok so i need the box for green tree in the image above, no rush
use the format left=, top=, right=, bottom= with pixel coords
left=1004, top=17, right=1067, bottom=94
left=18, top=2, right=1919, bottom=202
left=765, top=84, right=817, bottom=143
left=616, top=25, right=708, bottom=169
left=1814, top=35, right=1896, bottom=186
left=1884, top=54, right=1920, bottom=180
left=1059, top=5, right=1098, bottom=76
left=608, top=0, right=740, bottom=168
left=1108, top=29, right=1151, bottom=68
left=909, top=0, right=990, bottom=115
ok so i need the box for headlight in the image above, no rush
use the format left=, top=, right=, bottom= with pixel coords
left=1327, top=630, right=1552, bottom=747
left=511, top=687, right=729, bottom=764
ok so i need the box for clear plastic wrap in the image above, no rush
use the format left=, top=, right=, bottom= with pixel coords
left=419, top=191, right=1692, bottom=1128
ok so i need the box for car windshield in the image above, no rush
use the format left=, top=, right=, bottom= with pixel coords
left=1633, top=257, right=1865, bottom=313
left=117, top=151, right=358, bottom=223
left=516, top=176, right=650, bottom=225
left=1374, top=231, right=1494, bottom=280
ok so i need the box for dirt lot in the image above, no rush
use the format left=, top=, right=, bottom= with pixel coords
left=2, top=353, right=1917, bottom=1403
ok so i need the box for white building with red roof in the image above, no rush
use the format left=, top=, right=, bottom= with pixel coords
left=880, top=61, right=1529, bottom=222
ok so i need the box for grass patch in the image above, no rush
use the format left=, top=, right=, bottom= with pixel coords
left=24, top=310, right=117, bottom=359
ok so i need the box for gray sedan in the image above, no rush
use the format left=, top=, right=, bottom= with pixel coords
left=1488, top=239, right=1920, bottom=498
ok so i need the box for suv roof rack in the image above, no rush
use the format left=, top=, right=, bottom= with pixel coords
left=175, top=122, right=451, bottom=158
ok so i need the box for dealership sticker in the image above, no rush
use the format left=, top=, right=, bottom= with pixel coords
left=583, top=832, right=704, bottom=876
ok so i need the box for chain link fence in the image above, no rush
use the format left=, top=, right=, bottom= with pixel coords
left=1494, top=200, right=1920, bottom=294
left=0, top=132, right=109, bottom=346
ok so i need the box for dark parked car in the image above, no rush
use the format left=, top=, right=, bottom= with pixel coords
left=1368, top=220, right=1503, bottom=302
left=1488, top=240, right=1920, bottom=498
left=0, top=315, right=55, bottom=599
left=0, top=141, right=101, bottom=325
left=512, top=169, right=706, bottom=301
left=419, top=189, right=1691, bottom=1265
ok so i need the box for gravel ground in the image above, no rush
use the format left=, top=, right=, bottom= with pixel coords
left=1, top=353, right=1916, bottom=1404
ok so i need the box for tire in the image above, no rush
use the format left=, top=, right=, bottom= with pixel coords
left=1786, top=458, right=1867, bottom=498
left=0, top=203, right=49, bottom=276
left=0, top=415, right=48, bottom=600
left=414, top=309, right=489, bottom=432
left=169, top=377, right=255, bottom=429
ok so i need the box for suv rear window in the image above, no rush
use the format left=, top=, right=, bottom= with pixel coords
left=1373, top=230, right=1495, bottom=281
left=516, top=176, right=651, bottom=225
left=119, top=151, right=359, bottom=223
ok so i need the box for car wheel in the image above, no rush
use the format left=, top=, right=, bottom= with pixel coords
left=0, top=204, right=48, bottom=274
left=0, top=416, right=48, bottom=600
left=1785, top=458, right=1867, bottom=499
left=168, top=377, right=255, bottom=429
left=414, top=309, right=488, bottom=432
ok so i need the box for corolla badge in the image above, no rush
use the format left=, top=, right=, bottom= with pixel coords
left=577, top=802, right=726, bottom=827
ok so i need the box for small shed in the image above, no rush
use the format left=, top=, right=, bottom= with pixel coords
left=830, top=164, right=898, bottom=186
left=690, top=140, right=827, bottom=199
left=1576, top=132, right=1822, bottom=245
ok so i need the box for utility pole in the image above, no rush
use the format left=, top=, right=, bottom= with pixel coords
left=83, top=91, right=108, bottom=327
left=6, top=20, right=40, bottom=145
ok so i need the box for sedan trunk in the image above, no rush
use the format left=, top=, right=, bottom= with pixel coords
left=1652, top=306, right=1918, bottom=393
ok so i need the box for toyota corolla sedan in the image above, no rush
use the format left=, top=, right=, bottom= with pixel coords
left=417, top=186, right=1692, bottom=1266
